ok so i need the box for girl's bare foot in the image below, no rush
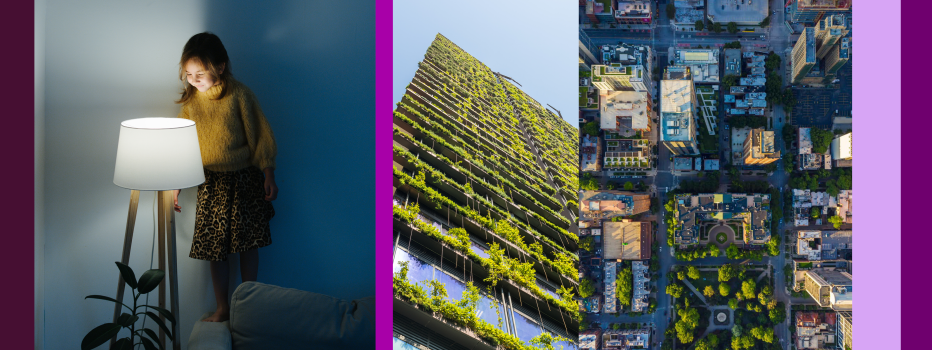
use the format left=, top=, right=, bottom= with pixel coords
left=203, top=309, right=229, bottom=322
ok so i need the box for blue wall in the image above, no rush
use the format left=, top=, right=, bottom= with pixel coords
left=205, top=0, right=375, bottom=300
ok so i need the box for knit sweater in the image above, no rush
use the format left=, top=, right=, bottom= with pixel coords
left=178, top=78, right=277, bottom=172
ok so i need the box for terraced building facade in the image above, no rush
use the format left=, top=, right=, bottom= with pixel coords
left=392, top=34, right=581, bottom=350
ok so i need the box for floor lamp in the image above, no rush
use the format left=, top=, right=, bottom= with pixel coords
left=112, top=118, right=204, bottom=350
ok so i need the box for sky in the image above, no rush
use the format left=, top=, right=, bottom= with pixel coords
left=392, top=0, right=578, bottom=127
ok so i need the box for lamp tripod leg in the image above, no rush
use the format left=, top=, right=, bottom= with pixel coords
left=157, top=191, right=168, bottom=347
left=111, top=190, right=140, bottom=348
left=164, top=190, right=182, bottom=350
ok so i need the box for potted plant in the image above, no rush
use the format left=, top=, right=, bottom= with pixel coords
left=81, top=262, right=176, bottom=350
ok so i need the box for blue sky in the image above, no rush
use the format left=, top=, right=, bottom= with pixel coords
left=393, top=0, right=578, bottom=127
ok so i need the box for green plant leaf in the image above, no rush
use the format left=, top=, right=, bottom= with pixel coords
left=116, top=312, right=139, bottom=327
left=113, top=337, right=133, bottom=350
left=144, top=311, right=173, bottom=341
left=137, top=328, right=163, bottom=350
left=140, top=335, right=159, bottom=350
left=136, top=305, right=176, bottom=325
left=137, top=269, right=165, bottom=294
left=115, top=262, right=138, bottom=290
left=84, top=295, right=131, bottom=312
left=80, top=323, right=120, bottom=350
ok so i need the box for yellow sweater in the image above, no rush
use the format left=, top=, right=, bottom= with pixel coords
left=178, top=78, right=277, bottom=172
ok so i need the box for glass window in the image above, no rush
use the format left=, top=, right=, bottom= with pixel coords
left=437, top=270, right=466, bottom=301
left=512, top=310, right=543, bottom=343
left=536, top=280, right=560, bottom=300
left=393, top=249, right=434, bottom=284
left=552, top=338, right=578, bottom=350
left=476, top=295, right=504, bottom=330
left=471, top=241, right=490, bottom=259
left=392, top=337, right=419, bottom=350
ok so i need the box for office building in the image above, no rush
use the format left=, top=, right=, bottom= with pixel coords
left=741, top=128, right=781, bottom=166
left=579, top=190, right=651, bottom=221
left=672, top=193, right=772, bottom=245
left=660, top=72, right=700, bottom=155
left=592, top=44, right=654, bottom=98
left=795, top=312, right=838, bottom=349
left=824, top=37, right=851, bottom=77
left=707, top=0, right=769, bottom=25
left=814, top=14, right=849, bottom=59
left=580, top=28, right=600, bottom=69
left=789, top=0, right=852, bottom=24
left=803, top=268, right=853, bottom=311
left=602, top=220, right=652, bottom=261
left=792, top=28, right=817, bottom=84
left=614, top=0, right=652, bottom=25
left=393, top=34, right=579, bottom=350
left=830, top=131, right=852, bottom=167
left=837, top=311, right=853, bottom=350
left=673, top=49, right=720, bottom=84
left=586, top=0, right=616, bottom=24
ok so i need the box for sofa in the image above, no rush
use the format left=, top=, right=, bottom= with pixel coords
left=188, top=282, right=374, bottom=350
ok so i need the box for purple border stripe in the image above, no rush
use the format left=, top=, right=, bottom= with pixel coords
left=375, top=0, right=392, bottom=349
left=902, top=1, right=921, bottom=349
left=1, top=0, right=35, bottom=348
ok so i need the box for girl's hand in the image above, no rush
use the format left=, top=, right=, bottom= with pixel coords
left=173, top=189, right=182, bottom=212
left=263, top=168, right=278, bottom=201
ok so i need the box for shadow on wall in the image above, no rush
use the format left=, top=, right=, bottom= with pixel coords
left=204, top=0, right=374, bottom=300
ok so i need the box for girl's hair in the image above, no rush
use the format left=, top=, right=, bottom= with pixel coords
left=176, top=32, right=232, bottom=104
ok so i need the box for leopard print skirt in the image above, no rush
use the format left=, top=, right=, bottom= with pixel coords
left=189, top=166, right=274, bottom=261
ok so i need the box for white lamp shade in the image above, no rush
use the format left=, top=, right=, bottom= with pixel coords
left=113, top=118, right=205, bottom=190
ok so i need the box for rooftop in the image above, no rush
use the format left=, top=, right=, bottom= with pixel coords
left=831, top=132, right=852, bottom=160
left=798, top=127, right=813, bottom=155
left=674, top=8, right=704, bottom=24
left=586, top=0, right=613, bottom=15
left=615, top=0, right=652, bottom=18
left=579, top=190, right=651, bottom=219
left=724, top=49, right=742, bottom=76
left=797, top=0, right=851, bottom=10
left=603, top=220, right=652, bottom=260
left=675, top=49, right=719, bottom=65
left=674, top=156, right=694, bottom=171
left=602, top=90, right=650, bottom=131
left=804, top=29, right=816, bottom=63
left=674, top=193, right=771, bottom=245
left=704, top=158, right=720, bottom=170
left=660, top=79, right=695, bottom=142
left=707, top=0, right=769, bottom=24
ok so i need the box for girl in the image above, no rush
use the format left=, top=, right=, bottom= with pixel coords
left=172, top=32, right=278, bottom=323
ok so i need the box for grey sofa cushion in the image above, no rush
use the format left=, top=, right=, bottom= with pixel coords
left=229, top=282, right=374, bottom=350
left=188, top=312, right=232, bottom=350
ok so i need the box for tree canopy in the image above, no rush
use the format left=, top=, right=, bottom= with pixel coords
left=810, top=127, right=834, bottom=154
left=695, top=19, right=705, bottom=31
left=719, top=283, right=731, bottom=296
left=727, top=22, right=739, bottom=33
left=666, top=283, right=685, bottom=298
left=687, top=266, right=701, bottom=280
left=582, top=121, right=599, bottom=137
left=579, top=277, right=595, bottom=298
left=617, top=267, right=633, bottom=306
left=741, top=279, right=757, bottom=300
left=719, top=264, right=737, bottom=282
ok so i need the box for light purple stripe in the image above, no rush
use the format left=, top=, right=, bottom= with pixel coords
left=859, top=1, right=901, bottom=349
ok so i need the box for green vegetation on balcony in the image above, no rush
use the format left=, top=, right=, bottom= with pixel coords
left=394, top=265, right=575, bottom=350
left=393, top=164, right=578, bottom=259
left=393, top=203, right=581, bottom=318
left=393, top=144, right=574, bottom=244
